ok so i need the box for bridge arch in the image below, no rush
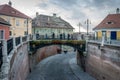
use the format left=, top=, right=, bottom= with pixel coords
left=29, top=40, right=86, bottom=71
left=29, top=40, right=86, bottom=54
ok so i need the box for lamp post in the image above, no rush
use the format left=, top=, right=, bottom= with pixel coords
left=85, top=19, right=91, bottom=35
left=27, top=18, right=29, bottom=35
left=78, top=22, right=82, bottom=34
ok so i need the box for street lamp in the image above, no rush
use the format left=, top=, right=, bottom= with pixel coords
left=27, top=18, right=29, bottom=35
left=78, top=22, right=82, bottom=34
left=85, top=19, right=91, bottom=35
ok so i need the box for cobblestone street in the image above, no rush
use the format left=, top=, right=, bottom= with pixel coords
left=26, top=52, right=95, bottom=80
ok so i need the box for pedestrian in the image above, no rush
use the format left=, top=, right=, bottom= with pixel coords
left=67, top=34, right=70, bottom=40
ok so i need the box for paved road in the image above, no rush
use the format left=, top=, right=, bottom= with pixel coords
left=26, top=52, right=79, bottom=80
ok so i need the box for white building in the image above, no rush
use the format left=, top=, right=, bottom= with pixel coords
left=32, top=13, right=74, bottom=39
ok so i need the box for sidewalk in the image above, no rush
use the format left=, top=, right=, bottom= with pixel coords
left=69, top=58, right=96, bottom=80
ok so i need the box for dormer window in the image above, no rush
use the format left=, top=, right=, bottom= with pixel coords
left=106, top=21, right=114, bottom=24
left=11, top=11, right=15, bottom=14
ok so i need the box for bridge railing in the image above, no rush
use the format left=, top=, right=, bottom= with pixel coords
left=7, top=38, right=13, bottom=55
left=22, top=36, right=27, bottom=42
left=0, top=35, right=32, bottom=69
left=0, top=35, right=35, bottom=80
left=29, top=40, right=86, bottom=53
left=35, top=34, right=74, bottom=40
left=0, top=41, right=3, bottom=68
left=89, top=36, right=120, bottom=46
left=15, top=37, right=21, bottom=46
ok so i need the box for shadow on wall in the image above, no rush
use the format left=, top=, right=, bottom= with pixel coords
left=29, top=45, right=61, bottom=72
left=35, top=45, right=61, bottom=63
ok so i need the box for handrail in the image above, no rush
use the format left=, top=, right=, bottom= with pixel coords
left=7, top=38, right=13, bottom=55
left=15, top=37, right=20, bottom=46
left=29, top=40, right=86, bottom=53
left=0, top=42, right=3, bottom=68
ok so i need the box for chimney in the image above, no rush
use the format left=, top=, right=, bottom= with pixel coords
left=8, top=0, right=12, bottom=6
left=36, top=12, right=39, bottom=17
left=53, top=13, right=56, bottom=17
left=116, top=8, right=119, bottom=14
left=48, top=17, right=50, bottom=22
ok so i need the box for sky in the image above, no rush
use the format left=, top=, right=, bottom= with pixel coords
left=0, top=0, right=120, bottom=32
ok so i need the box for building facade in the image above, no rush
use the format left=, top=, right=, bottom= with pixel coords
left=0, top=17, right=11, bottom=40
left=93, top=9, right=120, bottom=41
left=32, top=13, right=74, bottom=39
left=0, top=2, right=32, bottom=37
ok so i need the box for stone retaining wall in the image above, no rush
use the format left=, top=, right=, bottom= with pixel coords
left=9, top=44, right=29, bottom=80
left=86, top=42, right=120, bottom=80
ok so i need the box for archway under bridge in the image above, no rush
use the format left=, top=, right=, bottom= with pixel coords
left=29, top=40, right=86, bottom=71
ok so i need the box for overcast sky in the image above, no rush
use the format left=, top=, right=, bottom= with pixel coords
left=0, top=0, right=120, bottom=32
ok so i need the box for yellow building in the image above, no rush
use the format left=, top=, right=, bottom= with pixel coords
left=93, top=9, right=120, bottom=41
left=0, top=2, right=32, bottom=37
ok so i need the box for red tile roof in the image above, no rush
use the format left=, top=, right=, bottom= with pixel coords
left=0, top=17, right=11, bottom=26
left=93, top=14, right=120, bottom=30
left=0, top=4, right=31, bottom=19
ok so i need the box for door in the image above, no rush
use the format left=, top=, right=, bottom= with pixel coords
left=111, top=31, right=116, bottom=40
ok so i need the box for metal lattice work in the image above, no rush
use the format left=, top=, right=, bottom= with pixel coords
left=0, top=41, right=3, bottom=68
left=15, top=37, right=20, bottom=46
left=7, top=38, right=13, bottom=55
left=29, top=40, right=86, bottom=53
left=22, top=36, right=27, bottom=42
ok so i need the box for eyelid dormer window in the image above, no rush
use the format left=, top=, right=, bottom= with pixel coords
left=106, top=21, right=114, bottom=24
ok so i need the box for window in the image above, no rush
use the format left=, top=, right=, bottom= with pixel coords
left=106, top=21, right=114, bottom=24
left=24, top=31, right=27, bottom=35
left=9, top=31, right=12, bottom=36
left=7, top=17, right=10, bottom=23
left=24, top=20, right=27, bottom=27
left=0, top=30, right=4, bottom=39
left=11, top=11, right=15, bottom=14
left=16, top=20, right=20, bottom=26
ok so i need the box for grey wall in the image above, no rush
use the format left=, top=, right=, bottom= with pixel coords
left=86, top=42, right=120, bottom=80
left=9, top=43, right=29, bottom=80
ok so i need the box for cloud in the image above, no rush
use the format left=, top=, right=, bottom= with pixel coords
left=49, top=0, right=78, bottom=10
left=37, top=0, right=116, bottom=31
left=0, top=0, right=118, bottom=32
left=15, top=0, right=120, bottom=32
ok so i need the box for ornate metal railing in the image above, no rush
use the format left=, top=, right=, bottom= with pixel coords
left=15, top=37, right=20, bottom=46
left=0, top=35, right=30, bottom=69
left=29, top=35, right=33, bottom=40
left=0, top=42, right=3, bottom=68
left=29, top=40, right=86, bottom=53
left=22, top=36, right=27, bottom=42
left=7, top=38, right=13, bottom=55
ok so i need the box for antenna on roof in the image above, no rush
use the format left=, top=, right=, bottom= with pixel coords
left=8, top=0, right=12, bottom=6
left=116, top=8, right=119, bottom=14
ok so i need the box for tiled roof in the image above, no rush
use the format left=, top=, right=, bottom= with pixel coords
left=0, top=4, right=31, bottom=19
left=32, top=14, right=74, bottom=29
left=93, top=14, right=120, bottom=30
left=0, top=17, right=11, bottom=26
